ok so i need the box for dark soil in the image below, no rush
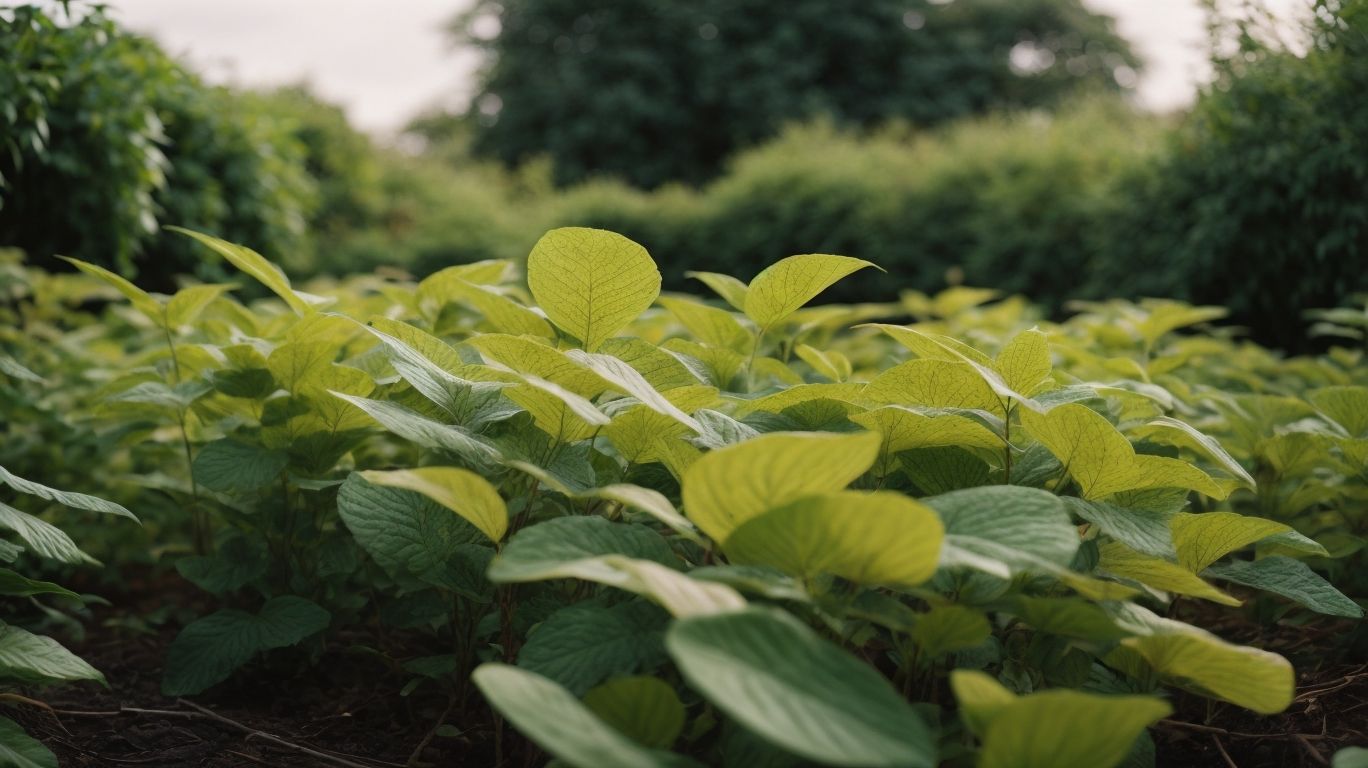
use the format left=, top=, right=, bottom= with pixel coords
left=10, top=569, right=495, bottom=768
left=8, top=573, right=1368, bottom=767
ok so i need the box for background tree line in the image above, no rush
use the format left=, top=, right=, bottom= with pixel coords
left=1, top=0, right=1364, bottom=349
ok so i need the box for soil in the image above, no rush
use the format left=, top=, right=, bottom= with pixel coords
left=10, top=568, right=496, bottom=768
left=8, top=572, right=1368, bottom=767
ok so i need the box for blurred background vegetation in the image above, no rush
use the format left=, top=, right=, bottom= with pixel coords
left=1, top=0, right=1365, bottom=349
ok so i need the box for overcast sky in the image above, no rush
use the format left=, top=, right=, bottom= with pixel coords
left=105, top=0, right=1306, bottom=136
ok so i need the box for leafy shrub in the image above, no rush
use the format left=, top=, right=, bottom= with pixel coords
left=454, top=0, right=1140, bottom=187
left=0, top=5, right=314, bottom=286
left=12, top=226, right=1364, bottom=766
left=1092, top=0, right=1368, bottom=350
left=0, top=455, right=136, bottom=767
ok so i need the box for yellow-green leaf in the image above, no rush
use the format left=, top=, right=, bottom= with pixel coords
left=468, top=333, right=608, bottom=397
left=910, top=606, right=990, bottom=659
left=743, top=254, right=878, bottom=330
left=949, top=670, right=1017, bottom=738
left=658, top=296, right=750, bottom=350
left=864, top=359, right=1000, bottom=413
left=995, top=329, right=1052, bottom=396
left=851, top=406, right=1003, bottom=476
left=359, top=467, right=507, bottom=543
left=979, top=691, right=1170, bottom=768
left=722, top=491, right=943, bottom=588
left=166, top=284, right=234, bottom=328
left=168, top=227, right=316, bottom=315
left=1021, top=404, right=1225, bottom=500
left=861, top=324, right=994, bottom=367
left=583, top=676, right=686, bottom=750
left=794, top=344, right=852, bottom=382
left=1170, top=512, right=1290, bottom=573
left=454, top=280, right=556, bottom=338
left=1108, top=604, right=1294, bottom=714
left=566, top=350, right=701, bottom=433
left=58, top=256, right=164, bottom=324
left=685, top=271, right=749, bottom=312
left=1098, top=542, right=1240, bottom=606
left=681, top=431, right=881, bottom=542
left=527, top=228, right=661, bottom=351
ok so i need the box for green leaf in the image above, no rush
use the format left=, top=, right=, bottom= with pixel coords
left=795, top=344, right=852, bottom=382
left=0, top=466, right=136, bottom=521
left=358, top=467, right=507, bottom=543
left=850, top=406, right=1002, bottom=476
left=1010, top=596, right=1128, bottom=642
left=336, top=473, right=491, bottom=591
left=472, top=664, right=700, bottom=768
left=584, top=676, right=686, bottom=750
left=0, top=622, right=104, bottom=686
left=1131, top=416, right=1256, bottom=490
left=0, top=568, right=78, bottom=599
left=1310, top=386, right=1368, bottom=437
left=924, top=486, right=1078, bottom=566
left=1098, top=542, right=1239, bottom=606
left=330, top=392, right=501, bottom=469
left=1205, top=557, right=1363, bottom=618
left=168, top=227, right=316, bottom=315
left=864, top=359, right=1000, bottom=414
left=162, top=596, right=330, bottom=695
left=979, top=691, right=1169, bottom=768
left=0, top=716, right=58, bottom=768
left=1170, top=512, right=1289, bottom=572
left=1021, top=404, right=1225, bottom=500
left=0, top=501, right=96, bottom=566
left=518, top=600, right=668, bottom=696
left=567, top=350, right=701, bottom=432
left=488, top=516, right=676, bottom=583
left=681, top=431, right=881, bottom=542
left=583, top=484, right=701, bottom=542
left=743, top=254, right=878, bottom=331
left=453, top=279, right=556, bottom=338
left=191, top=439, right=289, bottom=494
left=1334, top=747, right=1368, bottom=768
left=994, top=329, right=1053, bottom=396
left=723, top=491, right=943, bottom=588
left=1108, top=603, right=1294, bottom=714
left=166, top=283, right=233, bottom=328
left=1062, top=498, right=1175, bottom=559
left=667, top=608, right=935, bottom=768
left=948, top=670, right=1016, bottom=738
left=659, top=295, right=751, bottom=350
left=685, top=271, right=750, bottom=312
left=527, top=227, right=661, bottom=351
left=0, top=355, right=45, bottom=384
left=910, top=605, right=990, bottom=659
left=57, top=256, right=163, bottom=324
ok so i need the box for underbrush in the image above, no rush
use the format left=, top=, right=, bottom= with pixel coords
left=0, top=230, right=1364, bottom=767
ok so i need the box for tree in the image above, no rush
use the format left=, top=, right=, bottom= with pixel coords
left=0, top=4, right=315, bottom=287
left=1094, top=0, right=1368, bottom=350
left=451, top=0, right=1141, bottom=188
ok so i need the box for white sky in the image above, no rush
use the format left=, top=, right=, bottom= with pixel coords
left=105, top=0, right=1307, bottom=137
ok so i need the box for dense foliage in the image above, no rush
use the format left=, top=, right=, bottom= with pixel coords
left=2, top=228, right=1364, bottom=766
left=452, top=0, right=1140, bottom=187
left=0, top=4, right=314, bottom=285
left=1097, top=0, right=1368, bottom=350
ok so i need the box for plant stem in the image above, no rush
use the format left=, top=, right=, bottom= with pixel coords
left=1003, top=401, right=1014, bottom=484
left=745, top=327, right=768, bottom=392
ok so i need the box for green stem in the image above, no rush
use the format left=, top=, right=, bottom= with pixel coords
left=1003, top=400, right=1014, bottom=485
left=745, top=327, right=768, bottom=392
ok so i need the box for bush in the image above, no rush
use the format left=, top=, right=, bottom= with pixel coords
left=0, top=5, right=315, bottom=287
left=548, top=101, right=1162, bottom=308
left=1093, top=0, right=1368, bottom=350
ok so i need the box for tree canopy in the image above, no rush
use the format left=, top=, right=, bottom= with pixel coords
left=452, top=0, right=1141, bottom=187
